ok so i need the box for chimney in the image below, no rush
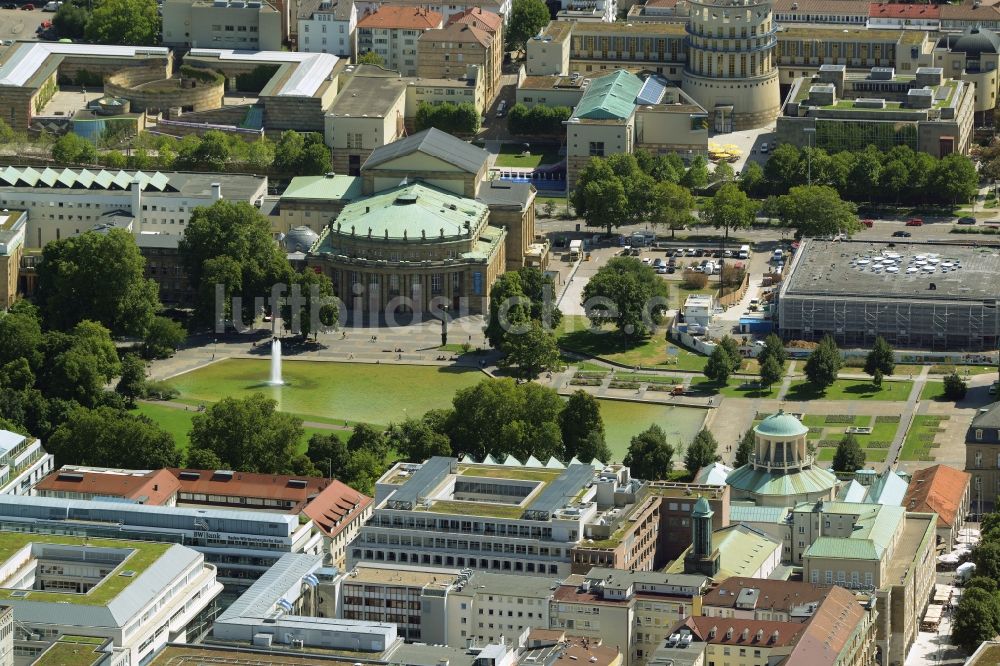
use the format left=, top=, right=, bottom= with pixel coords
left=211, top=182, right=222, bottom=200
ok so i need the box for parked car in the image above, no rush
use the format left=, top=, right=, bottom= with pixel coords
left=957, top=216, right=976, bottom=225
left=861, top=219, right=874, bottom=228
left=42, top=1, right=59, bottom=11
left=20, top=4, right=35, bottom=9
left=653, top=258, right=664, bottom=267
left=892, top=230, right=912, bottom=237
left=906, top=218, right=924, bottom=226
left=760, top=142, right=769, bottom=153
left=641, top=257, right=652, bottom=265
left=656, top=265, right=668, bottom=274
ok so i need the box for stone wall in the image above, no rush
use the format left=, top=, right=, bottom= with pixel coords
left=105, top=70, right=224, bottom=113
left=262, top=96, right=325, bottom=133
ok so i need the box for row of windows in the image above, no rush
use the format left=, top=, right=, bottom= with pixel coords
left=353, top=548, right=561, bottom=573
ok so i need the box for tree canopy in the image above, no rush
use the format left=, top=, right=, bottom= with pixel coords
left=624, top=424, right=675, bottom=480
left=804, top=335, right=842, bottom=390
left=560, top=391, right=608, bottom=462
left=505, top=0, right=550, bottom=52
left=48, top=405, right=179, bottom=469
left=764, top=185, right=860, bottom=239
left=864, top=337, right=895, bottom=387
left=702, top=182, right=756, bottom=243
left=85, top=0, right=160, bottom=45
left=581, top=257, right=669, bottom=338
left=685, top=428, right=719, bottom=476
left=832, top=433, right=865, bottom=473
left=189, top=394, right=304, bottom=473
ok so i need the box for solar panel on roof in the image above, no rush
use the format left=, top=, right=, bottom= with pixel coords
left=636, top=76, right=667, bottom=105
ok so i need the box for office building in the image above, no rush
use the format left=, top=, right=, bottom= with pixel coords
left=162, top=0, right=283, bottom=51
left=902, top=464, right=970, bottom=550
left=777, top=65, right=975, bottom=157
left=726, top=411, right=838, bottom=508
left=324, top=68, right=409, bottom=175
left=0, top=167, right=267, bottom=249
left=356, top=6, right=444, bottom=76
left=0, top=431, right=52, bottom=498
left=34, top=467, right=180, bottom=505
left=700, top=577, right=835, bottom=621
left=0, top=211, right=25, bottom=311
left=0, top=532, right=221, bottom=665
left=778, top=240, right=1000, bottom=351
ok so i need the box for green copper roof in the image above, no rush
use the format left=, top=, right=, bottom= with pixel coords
left=754, top=410, right=808, bottom=437
left=572, top=70, right=642, bottom=120
left=281, top=175, right=362, bottom=201
left=803, top=503, right=905, bottom=561
left=729, top=503, right=789, bottom=524
left=329, top=183, right=488, bottom=241
left=726, top=465, right=837, bottom=497
left=693, top=496, right=712, bottom=517
left=666, top=524, right=781, bottom=580
left=805, top=536, right=879, bottom=560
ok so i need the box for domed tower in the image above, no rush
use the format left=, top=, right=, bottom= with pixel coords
left=726, top=410, right=838, bottom=507
left=682, top=0, right=781, bottom=131
left=684, top=496, right=720, bottom=577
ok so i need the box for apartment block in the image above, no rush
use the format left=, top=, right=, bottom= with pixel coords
left=298, top=0, right=357, bottom=57
left=0, top=431, right=52, bottom=497
left=417, top=8, right=503, bottom=104
left=356, top=6, right=443, bottom=76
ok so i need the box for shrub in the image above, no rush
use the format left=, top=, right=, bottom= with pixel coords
left=682, top=270, right=708, bottom=289
left=414, top=102, right=480, bottom=134
left=144, top=380, right=179, bottom=400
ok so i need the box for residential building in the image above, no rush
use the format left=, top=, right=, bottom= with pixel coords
left=162, top=0, right=283, bottom=50
left=298, top=0, right=358, bottom=57
left=967, top=401, right=1000, bottom=513
left=350, top=457, right=664, bottom=577
left=565, top=70, right=708, bottom=188
left=0, top=607, right=10, bottom=666
left=902, top=464, right=970, bottom=550
left=940, top=4, right=1000, bottom=32
left=521, top=631, right=623, bottom=666
left=354, top=0, right=509, bottom=24
left=867, top=3, right=940, bottom=30
left=150, top=641, right=518, bottom=665
left=34, top=466, right=180, bottom=505
left=655, top=586, right=878, bottom=666
left=700, top=577, right=834, bottom=621
left=0, top=168, right=267, bottom=249
left=555, top=0, right=617, bottom=22
left=0, top=431, right=52, bottom=497
left=777, top=65, right=975, bottom=158
left=0, top=210, right=26, bottom=311
left=0, top=532, right=221, bottom=665
left=550, top=568, right=709, bottom=665
left=0, top=494, right=325, bottom=596
left=515, top=73, right=589, bottom=110
left=356, top=7, right=443, bottom=76
left=418, top=8, right=503, bottom=104
left=726, top=411, right=838, bottom=508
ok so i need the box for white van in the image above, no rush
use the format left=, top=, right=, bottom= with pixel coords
left=738, top=245, right=750, bottom=260
left=772, top=249, right=784, bottom=263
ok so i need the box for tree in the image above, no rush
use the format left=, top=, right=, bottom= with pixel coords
left=704, top=345, right=735, bottom=384
left=0, top=358, right=35, bottom=392
left=47, top=406, right=179, bottom=468
left=306, top=432, right=351, bottom=477
left=39, top=322, right=122, bottom=407
left=54, top=2, right=91, bottom=39
left=142, top=316, right=186, bottom=359
left=864, top=337, right=895, bottom=387
left=766, top=185, right=860, bottom=239
left=649, top=182, right=695, bottom=238
left=581, top=257, right=669, bottom=338
left=572, top=159, right=632, bottom=234
left=763, top=143, right=803, bottom=192
left=446, top=378, right=564, bottom=462
left=974, top=540, right=1000, bottom=581
left=186, top=447, right=224, bottom=469
left=0, top=119, right=14, bottom=145
left=944, top=372, right=968, bottom=401
left=36, top=229, right=160, bottom=337
left=685, top=428, right=719, bottom=476
left=116, top=353, right=147, bottom=407
left=804, top=335, right=842, bottom=390
left=346, top=423, right=390, bottom=459
left=623, top=424, right=675, bottom=480
left=847, top=147, right=882, bottom=202
left=714, top=161, right=735, bottom=183
left=560, top=390, right=606, bottom=461
left=282, top=269, right=338, bottom=339
left=757, top=332, right=787, bottom=369
left=759, top=354, right=783, bottom=390
left=0, top=305, right=43, bottom=368
left=85, top=0, right=159, bottom=45
left=832, top=433, right=865, bottom=473
left=298, top=141, right=333, bottom=175
left=342, top=448, right=385, bottom=495
left=500, top=321, right=560, bottom=379
left=718, top=336, right=741, bottom=371
left=952, top=586, right=1000, bottom=654
left=930, top=153, right=978, bottom=205
left=179, top=200, right=293, bottom=328
left=486, top=268, right=560, bottom=349
left=738, top=161, right=765, bottom=196
left=356, top=51, right=385, bottom=67
left=189, top=394, right=304, bottom=473
left=386, top=417, right=452, bottom=462
left=51, top=133, right=97, bottom=164
left=702, top=183, right=756, bottom=248
left=414, top=102, right=480, bottom=134
left=507, top=104, right=572, bottom=135
left=735, top=429, right=754, bottom=467
left=506, top=0, right=550, bottom=52
left=680, top=155, right=709, bottom=189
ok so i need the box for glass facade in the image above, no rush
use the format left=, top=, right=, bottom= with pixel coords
left=815, top=119, right=918, bottom=151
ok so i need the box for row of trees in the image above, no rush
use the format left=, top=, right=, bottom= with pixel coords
left=952, top=516, right=1000, bottom=652
left=54, top=0, right=160, bottom=45
left=507, top=104, right=572, bottom=136
left=414, top=103, right=481, bottom=135
left=744, top=143, right=978, bottom=206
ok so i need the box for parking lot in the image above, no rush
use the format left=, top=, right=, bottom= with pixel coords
left=0, top=7, right=50, bottom=42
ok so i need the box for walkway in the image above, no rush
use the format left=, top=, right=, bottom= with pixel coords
left=886, top=365, right=930, bottom=469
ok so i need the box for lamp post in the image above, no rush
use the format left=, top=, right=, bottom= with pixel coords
left=803, top=127, right=816, bottom=186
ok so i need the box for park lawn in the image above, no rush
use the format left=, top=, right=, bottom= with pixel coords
left=900, top=414, right=948, bottom=461
left=576, top=361, right=611, bottom=373
left=557, top=315, right=707, bottom=371
left=928, top=364, right=998, bottom=376
left=920, top=381, right=946, bottom=402
left=493, top=145, right=562, bottom=168
left=785, top=379, right=913, bottom=402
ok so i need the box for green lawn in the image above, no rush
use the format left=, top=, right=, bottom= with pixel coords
left=558, top=315, right=707, bottom=371
left=137, top=401, right=348, bottom=456
left=166, top=359, right=484, bottom=425
left=597, top=399, right=705, bottom=462
left=784, top=413, right=897, bottom=465
left=927, top=364, right=998, bottom=377
left=900, top=414, right=948, bottom=461
left=920, top=381, right=946, bottom=402
left=688, top=377, right=779, bottom=399
left=493, top=145, right=562, bottom=168
left=785, top=379, right=913, bottom=402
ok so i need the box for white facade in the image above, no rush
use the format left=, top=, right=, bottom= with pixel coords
left=0, top=431, right=52, bottom=497
left=299, top=1, right=357, bottom=57
left=558, top=0, right=617, bottom=23
left=354, top=0, right=511, bottom=22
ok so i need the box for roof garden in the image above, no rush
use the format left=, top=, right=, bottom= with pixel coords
left=0, top=211, right=25, bottom=231
left=0, top=533, right=170, bottom=606
left=456, top=466, right=563, bottom=483
left=34, top=636, right=109, bottom=666
left=422, top=500, right=528, bottom=519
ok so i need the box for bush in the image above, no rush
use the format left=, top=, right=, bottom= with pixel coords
left=507, top=103, right=572, bottom=135
left=179, top=65, right=225, bottom=85
left=144, top=380, right=179, bottom=400
left=682, top=270, right=708, bottom=289
left=721, top=263, right=745, bottom=288
left=944, top=372, right=968, bottom=400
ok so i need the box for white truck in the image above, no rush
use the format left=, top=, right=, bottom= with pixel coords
left=738, top=244, right=750, bottom=259
left=569, top=239, right=583, bottom=260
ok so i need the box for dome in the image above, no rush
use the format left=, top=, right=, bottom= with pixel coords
left=283, top=226, right=320, bottom=252
left=692, top=496, right=712, bottom=517
left=754, top=410, right=808, bottom=438
left=946, top=27, right=1000, bottom=58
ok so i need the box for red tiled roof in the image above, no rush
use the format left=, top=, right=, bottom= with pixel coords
left=422, top=21, right=493, bottom=46
left=302, top=479, right=372, bottom=539
left=673, top=615, right=807, bottom=648
left=702, top=577, right=833, bottom=615
left=868, top=2, right=939, bottom=18
left=773, top=0, right=870, bottom=15
left=358, top=6, right=443, bottom=29
left=785, top=587, right=868, bottom=664
left=448, top=7, right=502, bottom=32
left=903, top=464, right=970, bottom=528
left=35, top=468, right=180, bottom=505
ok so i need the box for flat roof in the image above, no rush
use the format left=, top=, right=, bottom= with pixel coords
left=33, top=636, right=110, bottom=666
left=328, top=74, right=406, bottom=116
left=0, top=42, right=168, bottom=89
left=782, top=239, right=1000, bottom=301
left=187, top=49, right=338, bottom=97
left=347, top=563, right=458, bottom=590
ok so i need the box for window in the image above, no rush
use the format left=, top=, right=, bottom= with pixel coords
left=977, top=429, right=984, bottom=440
left=588, top=142, right=604, bottom=156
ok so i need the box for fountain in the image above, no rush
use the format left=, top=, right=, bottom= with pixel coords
left=268, top=337, right=284, bottom=385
